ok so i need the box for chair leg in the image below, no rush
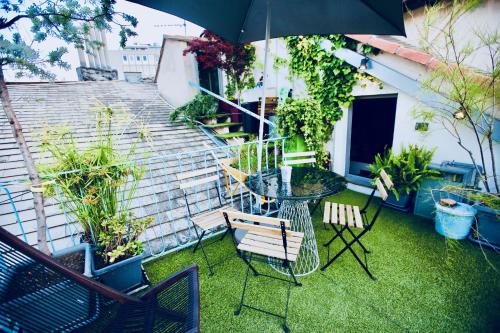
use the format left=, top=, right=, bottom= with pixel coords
left=192, top=229, right=205, bottom=254
left=336, top=230, right=375, bottom=280
left=235, top=256, right=252, bottom=315
left=346, top=227, right=370, bottom=254
left=200, top=242, right=214, bottom=276
left=323, top=224, right=346, bottom=247
left=321, top=230, right=375, bottom=280
left=240, top=253, right=259, bottom=276
left=287, top=264, right=302, bottom=287
left=283, top=280, right=292, bottom=333
left=234, top=255, right=297, bottom=332
left=192, top=229, right=214, bottom=275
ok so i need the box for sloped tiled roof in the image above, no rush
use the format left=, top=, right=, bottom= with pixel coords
left=346, top=34, right=441, bottom=69
left=0, top=81, right=219, bottom=251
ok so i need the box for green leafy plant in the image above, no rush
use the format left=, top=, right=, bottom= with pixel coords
left=183, top=30, right=256, bottom=102
left=275, top=98, right=329, bottom=167
left=39, top=106, right=153, bottom=264
left=369, top=145, right=440, bottom=200
left=170, top=93, right=218, bottom=128
left=0, top=0, right=138, bottom=254
left=230, top=140, right=280, bottom=174
left=283, top=35, right=381, bottom=166
left=285, top=35, right=359, bottom=125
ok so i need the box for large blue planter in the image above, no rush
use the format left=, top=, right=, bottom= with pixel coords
left=435, top=202, right=476, bottom=240
left=92, top=252, right=145, bottom=292
left=384, top=191, right=414, bottom=212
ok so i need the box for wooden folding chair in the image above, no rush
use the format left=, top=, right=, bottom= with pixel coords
left=320, top=169, right=394, bottom=280
left=177, top=167, right=238, bottom=275
left=222, top=210, right=304, bottom=333
left=218, top=157, right=276, bottom=212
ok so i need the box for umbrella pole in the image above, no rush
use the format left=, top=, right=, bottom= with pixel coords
left=257, top=0, right=271, bottom=172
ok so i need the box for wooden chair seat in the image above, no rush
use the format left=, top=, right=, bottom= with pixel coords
left=238, top=230, right=304, bottom=262
left=191, top=206, right=238, bottom=231
left=323, top=201, right=364, bottom=229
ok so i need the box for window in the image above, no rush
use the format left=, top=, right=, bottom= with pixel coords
left=136, top=55, right=141, bottom=62
left=122, top=55, right=128, bottom=62
left=143, top=55, right=148, bottom=62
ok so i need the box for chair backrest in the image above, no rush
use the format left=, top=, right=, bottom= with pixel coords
left=359, top=169, right=394, bottom=228
left=219, top=157, right=249, bottom=183
left=375, top=169, right=394, bottom=201
left=177, top=167, right=220, bottom=190
left=177, top=166, right=224, bottom=214
left=0, top=227, right=200, bottom=333
left=283, top=151, right=316, bottom=166
left=222, top=210, right=291, bottom=237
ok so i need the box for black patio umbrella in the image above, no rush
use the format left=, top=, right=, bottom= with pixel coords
left=128, top=0, right=406, bottom=169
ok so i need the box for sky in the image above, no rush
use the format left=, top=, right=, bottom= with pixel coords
left=4, top=0, right=204, bottom=81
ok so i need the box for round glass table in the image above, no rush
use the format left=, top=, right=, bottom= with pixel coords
left=246, top=167, right=346, bottom=276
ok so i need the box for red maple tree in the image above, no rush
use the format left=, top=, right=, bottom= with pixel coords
left=184, top=30, right=255, bottom=100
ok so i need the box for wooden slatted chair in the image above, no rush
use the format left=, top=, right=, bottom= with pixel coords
left=177, top=167, right=238, bottom=275
left=282, top=151, right=316, bottom=166
left=218, top=157, right=276, bottom=212
left=320, top=169, right=394, bottom=280
left=221, top=210, right=304, bottom=333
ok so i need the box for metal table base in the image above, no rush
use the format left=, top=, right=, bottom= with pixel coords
left=271, top=199, right=320, bottom=276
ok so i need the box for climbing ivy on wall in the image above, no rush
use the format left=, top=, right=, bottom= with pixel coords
left=285, top=35, right=359, bottom=127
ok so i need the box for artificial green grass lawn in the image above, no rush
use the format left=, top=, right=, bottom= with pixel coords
left=145, top=190, right=500, bottom=332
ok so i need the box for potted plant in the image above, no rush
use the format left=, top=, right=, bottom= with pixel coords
left=369, top=145, right=440, bottom=211
left=39, top=106, right=153, bottom=291
left=275, top=97, right=330, bottom=168
left=442, top=187, right=500, bottom=249
left=170, top=93, right=218, bottom=128
left=183, top=29, right=256, bottom=122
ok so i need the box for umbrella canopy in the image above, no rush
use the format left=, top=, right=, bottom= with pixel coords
left=129, top=0, right=406, bottom=170
left=128, top=0, right=406, bottom=43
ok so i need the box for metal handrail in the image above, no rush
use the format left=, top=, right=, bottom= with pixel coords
left=188, top=81, right=275, bottom=127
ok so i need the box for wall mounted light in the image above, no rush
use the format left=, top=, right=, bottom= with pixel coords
left=358, top=57, right=370, bottom=72
left=453, top=109, right=466, bottom=120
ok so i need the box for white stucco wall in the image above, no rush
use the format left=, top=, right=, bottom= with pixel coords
left=156, top=38, right=200, bottom=107
left=330, top=79, right=500, bottom=191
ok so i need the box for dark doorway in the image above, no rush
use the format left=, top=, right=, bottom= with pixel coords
left=348, top=95, right=397, bottom=179
left=198, top=65, right=220, bottom=95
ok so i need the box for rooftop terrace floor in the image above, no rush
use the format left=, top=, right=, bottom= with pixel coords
left=145, top=190, right=500, bottom=332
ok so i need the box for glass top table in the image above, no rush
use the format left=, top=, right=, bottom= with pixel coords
left=246, top=167, right=346, bottom=201
left=245, top=167, right=346, bottom=276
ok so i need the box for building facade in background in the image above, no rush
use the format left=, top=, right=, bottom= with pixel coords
left=109, top=43, right=162, bottom=82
